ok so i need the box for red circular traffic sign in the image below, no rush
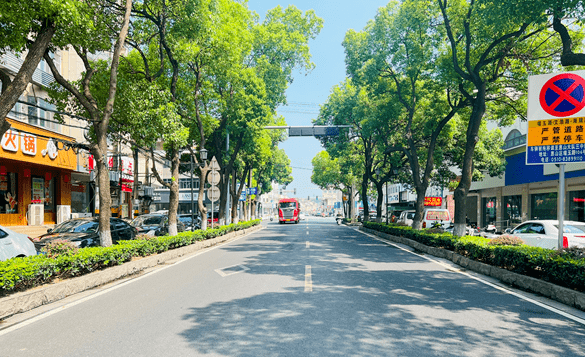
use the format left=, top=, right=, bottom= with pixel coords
left=539, top=73, right=585, bottom=117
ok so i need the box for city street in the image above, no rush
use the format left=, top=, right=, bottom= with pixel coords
left=1, top=218, right=585, bottom=356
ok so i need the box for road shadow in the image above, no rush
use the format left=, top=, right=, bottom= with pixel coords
left=179, top=220, right=585, bottom=356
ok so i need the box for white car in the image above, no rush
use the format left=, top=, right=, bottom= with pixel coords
left=506, top=220, right=585, bottom=249
left=398, top=210, right=415, bottom=226
left=0, top=225, right=37, bottom=261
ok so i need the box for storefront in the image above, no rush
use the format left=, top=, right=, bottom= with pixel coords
left=0, top=119, right=76, bottom=226
left=89, top=155, right=135, bottom=218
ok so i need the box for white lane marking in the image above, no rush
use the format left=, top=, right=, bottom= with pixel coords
left=0, top=228, right=262, bottom=336
left=306, top=231, right=309, bottom=235
left=356, top=228, right=585, bottom=326
left=215, top=264, right=249, bottom=277
left=305, top=265, right=312, bottom=292
left=306, top=241, right=310, bottom=249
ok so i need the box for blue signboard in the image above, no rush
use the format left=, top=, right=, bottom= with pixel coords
left=247, top=187, right=258, bottom=195
left=239, top=192, right=246, bottom=201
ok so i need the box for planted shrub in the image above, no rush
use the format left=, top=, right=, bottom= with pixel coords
left=487, top=235, right=524, bottom=246
left=552, top=247, right=585, bottom=260
left=362, top=220, right=585, bottom=292
left=41, top=239, right=79, bottom=258
left=0, top=219, right=261, bottom=296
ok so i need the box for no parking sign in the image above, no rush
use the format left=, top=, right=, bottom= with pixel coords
left=527, top=71, right=585, bottom=165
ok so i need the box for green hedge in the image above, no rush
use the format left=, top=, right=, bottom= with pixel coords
left=363, top=221, right=585, bottom=293
left=0, top=219, right=261, bottom=296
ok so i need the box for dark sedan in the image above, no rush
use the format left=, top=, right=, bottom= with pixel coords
left=34, top=217, right=137, bottom=251
left=130, top=214, right=185, bottom=236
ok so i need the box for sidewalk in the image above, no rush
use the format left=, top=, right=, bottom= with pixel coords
left=8, top=224, right=56, bottom=238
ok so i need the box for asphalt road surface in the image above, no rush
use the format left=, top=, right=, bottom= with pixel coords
left=1, top=217, right=585, bottom=356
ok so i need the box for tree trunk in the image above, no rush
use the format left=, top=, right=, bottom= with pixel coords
left=412, top=187, right=426, bottom=230
left=198, top=166, right=209, bottom=230
left=94, top=135, right=112, bottom=247
left=361, top=174, right=369, bottom=221
left=132, top=148, right=139, bottom=218
left=167, top=149, right=180, bottom=236
left=230, top=173, right=239, bottom=224
left=0, top=20, right=56, bottom=138
left=453, top=86, right=486, bottom=236
left=376, top=183, right=384, bottom=223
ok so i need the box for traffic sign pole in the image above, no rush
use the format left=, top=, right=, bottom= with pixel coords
left=559, top=164, right=565, bottom=250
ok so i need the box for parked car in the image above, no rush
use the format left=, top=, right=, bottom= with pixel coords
left=131, top=214, right=185, bottom=236
left=398, top=210, right=416, bottom=226
left=422, top=208, right=451, bottom=229
left=0, top=225, right=37, bottom=261
left=207, top=211, right=220, bottom=225
left=35, top=217, right=137, bottom=251
left=178, top=214, right=201, bottom=231
left=505, top=220, right=585, bottom=249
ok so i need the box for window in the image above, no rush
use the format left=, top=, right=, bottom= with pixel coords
left=71, top=184, right=90, bottom=214
left=179, top=178, right=199, bottom=189
left=0, top=172, right=18, bottom=214
left=503, top=195, right=522, bottom=229
left=531, top=193, right=557, bottom=220
left=569, top=190, right=585, bottom=223
left=503, top=129, right=527, bottom=150
left=513, top=223, right=531, bottom=234
left=482, top=197, right=497, bottom=226
left=32, top=177, right=55, bottom=213
left=27, top=97, right=58, bottom=131
left=529, top=224, right=545, bottom=234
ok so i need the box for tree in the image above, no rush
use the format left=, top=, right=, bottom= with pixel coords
left=437, top=0, right=558, bottom=235
left=45, top=0, right=133, bottom=246
left=0, top=0, right=94, bottom=138
left=311, top=151, right=359, bottom=219
left=344, top=0, right=468, bottom=229
left=208, top=5, right=323, bottom=224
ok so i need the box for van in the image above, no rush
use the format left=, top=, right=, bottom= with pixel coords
left=422, top=208, right=451, bottom=229
left=398, top=210, right=415, bottom=226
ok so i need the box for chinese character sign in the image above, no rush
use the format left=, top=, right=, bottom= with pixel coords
left=424, top=197, right=442, bottom=206
left=21, top=133, right=37, bottom=156
left=527, top=71, right=585, bottom=164
left=1, top=129, right=19, bottom=152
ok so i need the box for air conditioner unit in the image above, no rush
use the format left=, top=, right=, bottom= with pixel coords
left=57, top=205, right=71, bottom=224
left=28, top=204, right=44, bottom=226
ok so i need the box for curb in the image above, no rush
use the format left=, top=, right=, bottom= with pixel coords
left=360, top=227, right=585, bottom=312
left=0, top=225, right=263, bottom=320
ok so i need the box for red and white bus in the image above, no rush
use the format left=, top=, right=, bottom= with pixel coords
left=278, top=198, right=301, bottom=224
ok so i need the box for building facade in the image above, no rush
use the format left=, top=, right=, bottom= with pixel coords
left=466, top=120, right=585, bottom=232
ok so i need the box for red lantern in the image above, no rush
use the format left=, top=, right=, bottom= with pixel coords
left=63, top=174, right=70, bottom=183
left=45, top=172, right=52, bottom=181
left=0, top=166, right=6, bottom=175
left=24, top=169, right=31, bottom=178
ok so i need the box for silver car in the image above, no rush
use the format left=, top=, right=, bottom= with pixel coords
left=0, top=225, right=37, bottom=261
left=506, top=220, right=585, bottom=249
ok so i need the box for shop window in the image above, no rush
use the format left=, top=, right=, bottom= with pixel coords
left=503, top=195, right=522, bottom=229
left=530, top=192, right=557, bottom=220
left=0, top=172, right=18, bottom=214
left=482, top=197, right=497, bottom=227
left=569, top=190, right=585, bottom=223
left=32, top=177, right=55, bottom=212
left=71, top=184, right=91, bottom=214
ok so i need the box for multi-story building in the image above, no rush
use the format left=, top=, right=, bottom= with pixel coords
left=1, top=50, right=77, bottom=226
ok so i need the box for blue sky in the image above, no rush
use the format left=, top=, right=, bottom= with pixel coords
left=247, top=0, right=389, bottom=199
